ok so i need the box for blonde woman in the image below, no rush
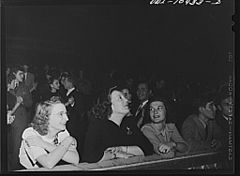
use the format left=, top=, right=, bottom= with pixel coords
left=19, top=99, right=79, bottom=169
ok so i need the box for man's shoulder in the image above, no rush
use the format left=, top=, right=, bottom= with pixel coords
left=183, top=114, right=199, bottom=125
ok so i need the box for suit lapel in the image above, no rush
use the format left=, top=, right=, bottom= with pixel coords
left=193, top=117, right=206, bottom=140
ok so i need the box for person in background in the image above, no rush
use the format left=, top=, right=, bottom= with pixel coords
left=82, top=86, right=153, bottom=163
left=215, top=85, right=234, bottom=169
left=7, top=66, right=33, bottom=170
left=62, top=74, right=88, bottom=157
left=215, top=85, right=233, bottom=148
left=40, top=75, right=61, bottom=102
left=7, top=73, right=24, bottom=170
left=19, top=99, right=79, bottom=169
left=181, top=92, right=223, bottom=153
left=133, top=81, right=153, bottom=128
left=22, top=64, right=37, bottom=93
left=141, top=97, right=188, bottom=159
left=59, top=71, right=69, bottom=98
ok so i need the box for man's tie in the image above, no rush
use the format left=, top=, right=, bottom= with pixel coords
left=135, top=104, right=142, bottom=117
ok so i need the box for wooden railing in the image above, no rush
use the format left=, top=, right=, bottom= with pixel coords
left=17, top=150, right=231, bottom=172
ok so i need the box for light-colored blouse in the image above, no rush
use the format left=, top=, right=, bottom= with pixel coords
left=19, top=127, right=70, bottom=169
left=141, top=123, right=187, bottom=155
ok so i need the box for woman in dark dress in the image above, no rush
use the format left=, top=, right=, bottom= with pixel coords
left=7, top=66, right=33, bottom=170
left=7, top=67, right=33, bottom=170
left=82, top=86, right=153, bottom=163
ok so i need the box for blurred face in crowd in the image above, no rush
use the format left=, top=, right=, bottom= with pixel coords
left=111, top=90, right=129, bottom=116
left=150, top=101, right=166, bottom=123
left=50, top=79, right=60, bottom=91
left=23, top=65, right=29, bottom=72
left=63, top=78, right=73, bottom=90
left=14, top=70, right=24, bottom=82
left=121, top=88, right=132, bottom=103
left=199, top=101, right=217, bottom=120
left=221, top=97, right=233, bottom=117
left=156, top=80, right=165, bottom=89
left=137, top=83, right=151, bottom=102
left=48, top=103, right=69, bottom=132
left=6, top=67, right=10, bottom=75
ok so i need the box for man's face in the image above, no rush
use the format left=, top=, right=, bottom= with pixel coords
left=23, top=65, right=29, bottom=72
left=137, top=83, right=150, bottom=102
left=201, top=101, right=217, bottom=120
left=221, top=97, right=233, bottom=117
left=14, top=70, right=24, bottom=82
left=63, top=78, right=72, bottom=90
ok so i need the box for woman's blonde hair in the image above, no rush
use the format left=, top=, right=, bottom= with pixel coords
left=30, top=98, right=62, bottom=135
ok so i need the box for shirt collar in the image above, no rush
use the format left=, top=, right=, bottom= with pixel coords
left=150, top=123, right=174, bottom=136
left=66, top=87, right=75, bottom=96
left=141, top=99, right=149, bottom=107
left=222, top=114, right=229, bottom=121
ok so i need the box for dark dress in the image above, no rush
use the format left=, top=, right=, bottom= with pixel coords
left=7, top=91, right=17, bottom=152
left=82, top=118, right=153, bottom=163
left=38, top=83, right=62, bottom=102
left=8, top=83, right=33, bottom=170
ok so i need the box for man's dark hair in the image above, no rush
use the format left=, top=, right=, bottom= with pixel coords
left=11, top=65, right=24, bottom=74
left=65, top=75, right=76, bottom=86
left=193, top=91, right=217, bottom=112
left=215, top=85, right=232, bottom=105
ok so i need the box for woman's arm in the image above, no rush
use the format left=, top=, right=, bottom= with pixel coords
left=99, top=150, right=116, bottom=162
left=26, top=136, right=79, bottom=165
left=141, top=126, right=162, bottom=154
left=119, top=146, right=144, bottom=156
left=26, top=136, right=78, bottom=169
left=9, top=96, right=23, bottom=115
left=170, top=124, right=189, bottom=153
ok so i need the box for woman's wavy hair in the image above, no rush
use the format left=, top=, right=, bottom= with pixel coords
left=30, top=98, right=62, bottom=136
left=88, top=85, right=123, bottom=121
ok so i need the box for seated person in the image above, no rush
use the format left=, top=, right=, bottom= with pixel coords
left=82, top=86, right=153, bottom=163
left=181, top=91, right=223, bottom=153
left=215, top=86, right=233, bottom=169
left=141, top=97, right=188, bottom=159
left=19, top=98, right=79, bottom=169
left=215, top=85, right=233, bottom=149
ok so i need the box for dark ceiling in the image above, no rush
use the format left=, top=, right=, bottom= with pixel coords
left=3, top=0, right=234, bottom=82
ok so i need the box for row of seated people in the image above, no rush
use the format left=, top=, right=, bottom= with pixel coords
left=16, top=83, right=232, bottom=169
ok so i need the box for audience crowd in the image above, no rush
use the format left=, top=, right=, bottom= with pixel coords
left=5, top=63, right=233, bottom=170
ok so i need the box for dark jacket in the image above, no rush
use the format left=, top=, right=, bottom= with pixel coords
left=181, top=114, right=223, bottom=152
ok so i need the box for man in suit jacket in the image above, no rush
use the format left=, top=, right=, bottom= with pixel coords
left=215, top=86, right=233, bottom=169
left=62, top=75, right=88, bottom=157
left=181, top=92, right=223, bottom=153
left=133, top=81, right=152, bottom=128
left=23, top=64, right=36, bottom=92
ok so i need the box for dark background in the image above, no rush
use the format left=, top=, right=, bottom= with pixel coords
left=4, top=0, right=234, bottom=84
